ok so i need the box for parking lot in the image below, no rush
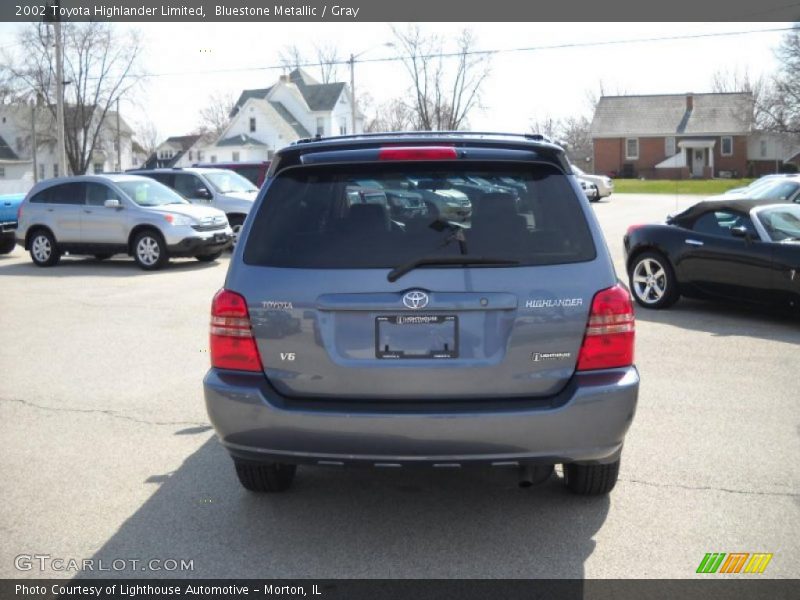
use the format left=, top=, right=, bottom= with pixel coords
left=0, top=192, right=798, bottom=579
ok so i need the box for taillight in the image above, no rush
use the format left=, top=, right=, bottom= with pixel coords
left=576, top=284, right=635, bottom=371
left=379, top=146, right=458, bottom=161
left=17, top=204, right=23, bottom=221
left=210, top=289, right=262, bottom=372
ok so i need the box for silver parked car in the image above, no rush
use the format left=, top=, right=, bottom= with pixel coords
left=16, top=174, right=232, bottom=270
left=572, top=165, right=613, bottom=199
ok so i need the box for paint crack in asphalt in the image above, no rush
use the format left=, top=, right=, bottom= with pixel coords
left=0, top=397, right=209, bottom=428
left=620, top=477, right=800, bottom=498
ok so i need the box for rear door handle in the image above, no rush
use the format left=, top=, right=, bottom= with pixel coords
left=685, top=239, right=704, bottom=246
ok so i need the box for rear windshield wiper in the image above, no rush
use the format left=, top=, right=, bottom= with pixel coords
left=387, top=256, right=520, bottom=282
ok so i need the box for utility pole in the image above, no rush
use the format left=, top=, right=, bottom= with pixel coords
left=349, top=53, right=356, bottom=135
left=31, top=102, right=38, bottom=183
left=116, top=98, right=121, bottom=171
left=53, top=18, right=67, bottom=177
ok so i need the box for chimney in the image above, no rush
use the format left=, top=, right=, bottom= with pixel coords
left=686, top=93, right=694, bottom=111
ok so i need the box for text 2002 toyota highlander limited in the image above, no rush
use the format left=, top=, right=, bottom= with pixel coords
left=204, top=133, right=639, bottom=495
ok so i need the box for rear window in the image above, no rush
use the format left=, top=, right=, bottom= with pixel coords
left=243, top=163, right=596, bottom=269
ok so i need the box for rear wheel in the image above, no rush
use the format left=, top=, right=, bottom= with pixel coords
left=29, top=229, right=61, bottom=267
left=233, top=459, right=296, bottom=492
left=563, top=459, right=620, bottom=495
left=228, top=215, right=245, bottom=248
left=628, top=251, right=679, bottom=309
left=132, top=230, right=169, bottom=270
left=195, top=251, right=222, bottom=262
left=0, top=234, right=16, bottom=254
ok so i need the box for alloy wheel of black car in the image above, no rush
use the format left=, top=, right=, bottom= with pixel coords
left=628, top=252, right=679, bottom=309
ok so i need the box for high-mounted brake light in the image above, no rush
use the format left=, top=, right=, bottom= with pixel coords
left=210, top=289, right=262, bottom=372
left=378, top=146, right=458, bottom=161
left=576, top=284, right=635, bottom=371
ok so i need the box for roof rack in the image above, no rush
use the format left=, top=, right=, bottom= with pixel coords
left=294, top=131, right=553, bottom=145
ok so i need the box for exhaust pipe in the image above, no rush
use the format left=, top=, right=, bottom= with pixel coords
left=518, top=464, right=554, bottom=488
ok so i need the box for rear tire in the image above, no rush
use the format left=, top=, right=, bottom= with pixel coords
left=563, top=459, right=620, bottom=495
left=628, top=251, right=680, bottom=309
left=195, top=251, right=222, bottom=262
left=132, top=230, right=168, bottom=270
left=0, top=235, right=16, bottom=254
left=234, top=460, right=296, bottom=493
left=29, top=229, right=61, bottom=267
left=228, top=215, right=245, bottom=249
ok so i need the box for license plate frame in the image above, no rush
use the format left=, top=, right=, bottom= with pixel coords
left=375, top=314, right=458, bottom=359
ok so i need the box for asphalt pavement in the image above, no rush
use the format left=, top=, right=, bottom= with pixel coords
left=0, top=193, right=797, bottom=579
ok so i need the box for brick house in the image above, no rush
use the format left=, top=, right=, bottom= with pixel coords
left=591, top=93, right=753, bottom=179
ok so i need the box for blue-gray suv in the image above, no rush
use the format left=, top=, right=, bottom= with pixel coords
left=204, top=133, right=639, bottom=495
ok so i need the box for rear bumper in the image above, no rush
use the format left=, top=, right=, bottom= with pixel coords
left=1, top=221, right=17, bottom=234
left=203, top=367, right=639, bottom=466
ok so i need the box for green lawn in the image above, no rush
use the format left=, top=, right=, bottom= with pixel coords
left=613, top=178, right=754, bottom=195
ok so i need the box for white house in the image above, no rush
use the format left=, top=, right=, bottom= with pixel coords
left=209, top=68, right=364, bottom=162
left=747, top=131, right=800, bottom=176
left=0, top=103, right=135, bottom=192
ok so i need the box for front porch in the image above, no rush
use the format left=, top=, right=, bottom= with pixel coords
left=654, top=139, right=716, bottom=179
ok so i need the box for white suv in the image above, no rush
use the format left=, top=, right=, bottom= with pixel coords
left=129, top=167, right=258, bottom=244
left=16, top=174, right=232, bottom=270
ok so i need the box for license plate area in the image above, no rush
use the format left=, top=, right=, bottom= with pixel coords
left=375, top=315, right=458, bottom=359
left=213, top=233, right=229, bottom=243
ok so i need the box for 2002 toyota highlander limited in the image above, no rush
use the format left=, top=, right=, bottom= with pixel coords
left=204, top=132, right=639, bottom=495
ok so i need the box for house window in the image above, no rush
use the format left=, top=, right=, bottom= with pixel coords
left=16, top=137, right=23, bottom=152
left=625, top=138, right=639, bottom=160
left=339, top=119, right=347, bottom=135
left=232, top=151, right=240, bottom=161
left=188, top=151, right=193, bottom=161
left=760, top=140, right=767, bottom=158
left=38, top=164, right=45, bottom=180
left=210, top=155, right=217, bottom=163
left=0, top=167, right=5, bottom=178
left=249, top=118, right=256, bottom=133
left=53, top=163, right=59, bottom=177
left=721, top=136, right=733, bottom=156
left=93, top=162, right=103, bottom=173
left=665, top=137, right=676, bottom=156
left=316, top=117, right=324, bottom=136
left=197, top=150, right=204, bottom=162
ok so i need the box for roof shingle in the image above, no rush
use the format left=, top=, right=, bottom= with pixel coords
left=591, top=93, right=753, bottom=138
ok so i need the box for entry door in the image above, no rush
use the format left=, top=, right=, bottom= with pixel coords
left=81, top=182, right=127, bottom=244
left=692, top=149, right=705, bottom=177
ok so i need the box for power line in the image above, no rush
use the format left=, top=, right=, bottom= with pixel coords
left=130, top=25, right=798, bottom=80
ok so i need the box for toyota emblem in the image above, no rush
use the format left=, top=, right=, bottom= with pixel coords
left=402, top=290, right=429, bottom=309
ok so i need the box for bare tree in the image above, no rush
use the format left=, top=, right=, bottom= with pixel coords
left=711, top=67, right=773, bottom=130
left=279, top=44, right=305, bottom=74
left=767, top=28, right=800, bottom=133
left=528, top=116, right=560, bottom=140
left=134, top=119, right=160, bottom=156
left=198, top=90, right=235, bottom=138
left=1, top=22, right=143, bottom=174
left=361, top=93, right=416, bottom=132
left=314, top=43, right=340, bottom=84
left=392, top=26, right=490, bottom=131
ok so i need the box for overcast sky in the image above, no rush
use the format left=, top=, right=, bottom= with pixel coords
left=0, top=21, right=790, bottom=140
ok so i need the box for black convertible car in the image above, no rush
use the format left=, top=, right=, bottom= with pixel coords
left=623, top=198, right=800, bottom=312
